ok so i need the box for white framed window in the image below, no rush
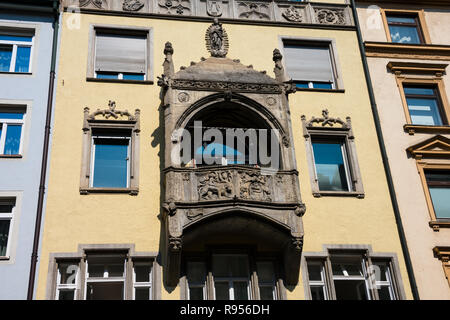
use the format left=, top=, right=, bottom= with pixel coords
left=85, top=254, right=127, bottom=300
left=186, top=261, right=207, bottom=300
left=56, top=262, right=79, bottom=300
left=133, top=261, right=153, bottom=300
left=0, top=107, right=26, bottom=156
left=0, top=198, right=15, bottom=258
left=372, top=261, right=397, bottom=300
left=0, top=29, right=34, bottom=73
left=306, top=260, right=329, bottom=300
left=89, top=132, right=131, bottom=189
left=331, top=255, right=371, bottom=300
left=212, top=254, right=252, bottom=300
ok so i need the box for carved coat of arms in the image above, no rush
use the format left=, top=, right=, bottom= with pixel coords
left=207, top=0, right=222, bottom=17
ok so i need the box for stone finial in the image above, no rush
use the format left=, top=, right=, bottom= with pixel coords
left=163, top=42, right=174, bottom=77
left=273, top=48, right=289, bottom=83
left=205, top=18, right=229, bottom=58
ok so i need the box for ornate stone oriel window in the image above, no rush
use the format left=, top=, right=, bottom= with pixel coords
left=388, top=62, right=450, bottom=135
left=47, top=244, right=161, bottom=300
left=408, top=135, right=450, bottom=231
left=302, top=110, right=364, bottom=198
left=80, top=101, right=140, bottom=195
left=302, top=245, right=406, bottom=300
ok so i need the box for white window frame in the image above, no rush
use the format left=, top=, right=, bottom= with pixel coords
left=0, top=110, right=26, bottom=155
left=306, top=260, right=329, bottom=300
left=186, top=261, right=207, bottom=300
left=0, top=32, right=34, bottom=73
left=0, top=199, right=15, bottom=258
left=133, top=261, right=153, bottom=300
left=89, top=135, right=131, bottom=188
left=256, top=261, right=278, bottom=300
left=84, top=255, right=127, bottom=300
left=55, top=262, right=79, bottom=300
left=372, top=261, right=397, bottom=300
left=212, top=254, right=252, bottom=301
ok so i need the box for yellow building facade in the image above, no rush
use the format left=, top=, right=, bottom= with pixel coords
left=35, top=0, right=413, bottom=300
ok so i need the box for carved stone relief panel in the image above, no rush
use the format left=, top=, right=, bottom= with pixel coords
left=281, top=5, right=304, bottom=23
left=79, top=0, right=107, bottom=9
left=158, top=0, right=191, bottom=15
left=314, top=8, right=346, bottom=25
left=237, top=1, right=271, bottom=20
left=123, top=0, right=145, bottom=11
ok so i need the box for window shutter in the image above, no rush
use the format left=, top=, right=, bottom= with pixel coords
left=95, top=33, right=147, bottom=74
left=283, top=44, right=334, bottom=83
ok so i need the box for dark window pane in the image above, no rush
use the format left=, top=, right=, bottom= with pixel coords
left=334, top=280, right=368, bottom=300
left=389, top=26, right=421, bottom=44
left=230, top=255, right=249, bottom=277
left=108, top=263, right=125, bottom=277
left=387, top=16, right=417, bottom=24
left=86, top=282, right=124, bottom=300
left=312, top=141, right=349, bottom=191
left=214, top=282, right=229, bottom=300
left=404, top=87, right=435, bottom=96
left=4, top=125, right=22, bottom=155
left=135, top=265, right=152, bottom=282
left=310, top=285, right=326, bottom=300
left=259, top=286, right=274, bottom=300
left=307, top=264, right=323, bottom=281
left=377, top=286, right=392, bottom=300
left=0, top=220, right=11, bottom=256
left=123, top=73, right=145, bottom=81
left=0, top=112, right=24, bottom=120
left=428, top=187, right=450, bottom=219
left=233, top=281, right=249, bottom=300
left=58, top=290, right=75, bottom=300
left=93, top=138, right=129, bottom=188
left=135, top=288, right=150, bottom=300
left=59, top=263, right=78, bottom=284
left=212, top=255, right=229, bottom=277
left=426, top=171, right=450, bottom=182
left=96, top=72, right=119, bottom=79
left=15, top=46, right=31, bottom=73
left=331, top=261, right=363, bottom=277
left=373, top=262, right=388, bottom=282
left=0, top=204, right=13, bottom=213
left=406, top=97, right=442, bottom=126
left=189, top=287, right=204, bottom=300
left=0, top=45, right=12, bottom=72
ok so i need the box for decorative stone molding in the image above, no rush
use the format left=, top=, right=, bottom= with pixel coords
left=205, top=18, right=229, bottom=58
left=158, top=0, right=191, bottom=15
left=282, top=5, right=303, bottom=22
left=63, top=0, right=354, bottom=28
left=433, top=247, right=450, bottom=286
left=80, top=101, right=141, bottom=195
left=171, top=79, right=282, bottom=93
left=303, top=109, right=351, bottom=131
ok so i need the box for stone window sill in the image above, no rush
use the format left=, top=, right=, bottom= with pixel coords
left=0, top=256, right=10, bottom=261
left=404, top=124, right=450, bottom=135
left=80, top=188, right=138, bottom=196
left=429, top=220, right=450, bottom=232
left=86, top=77, right=153, bottom=85
left=295, top=88, right=345, bottom=93
left=313, top=191, right=365, bottom=198
left=0, top=72, right=32, bottom=76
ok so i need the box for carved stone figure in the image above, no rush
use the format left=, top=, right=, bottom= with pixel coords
left=282, top=6, right=303, bottom=22
left=315, top=8, right=345, bottom=25
left=197, top=171, right=233, bottom=200
left=239, top=171, right=271, bottom=201
left=123, top=0, right=144, bottom=11
left=207, top=0, right=222, bottom=17
left=205, top=18, right=229, bottom=58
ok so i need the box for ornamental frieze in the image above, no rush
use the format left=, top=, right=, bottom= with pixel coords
left=65, top=0, right=353, bottom=27
left=171, top=79, right=282, bottom=93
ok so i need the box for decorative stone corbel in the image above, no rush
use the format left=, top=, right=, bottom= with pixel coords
left=169, top=237, right=182, bottom=252
left=294, top=203, right=306, bottom=216
left=273, top=48, right=289, bottom=83
left=292, top=236, right=303, bottom=251
left=163, top=201, right=177, bottom=216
